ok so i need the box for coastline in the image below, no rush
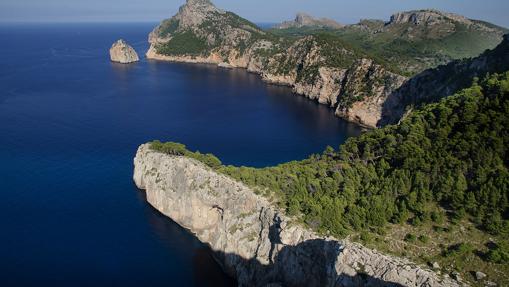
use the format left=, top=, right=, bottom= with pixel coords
left=145, top=45, right=396, bottom=129
left=133, top=143, right=462, bottom=287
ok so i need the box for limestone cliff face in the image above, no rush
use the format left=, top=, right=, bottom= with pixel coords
left=133, top=144, right=462, bottom=287
left=109, top=39, right=139, bottom=64
left=146, top=0, right=406, bottom=128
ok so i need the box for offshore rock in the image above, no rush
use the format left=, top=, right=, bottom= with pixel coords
left=109, top=39, right=139, bottom=64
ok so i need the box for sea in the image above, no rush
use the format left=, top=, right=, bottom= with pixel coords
left=0, top=23, right=361, bottom=286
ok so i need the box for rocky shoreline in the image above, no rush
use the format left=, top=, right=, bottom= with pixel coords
left=133, top=144, right=463, bottom=287
left=146, top=44, right=404, bottom=128
left=144, top=0, right=407, bottom=128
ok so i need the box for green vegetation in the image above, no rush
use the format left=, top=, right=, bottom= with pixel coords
left=486, top=241, right=509, bottom=264
left=221, top=73, right=509, bottom=237
left=150, top=140, right=222, bottom=168
left=158, top=18, right=180, bottom=37
left=273, top=19, right=506, bottom=76
left=149, top=72, right=509, bottom=285
left=335, top=22, right=506, bottom=75
left=151, top=72, right=509, bottom=238
left=156, top=31, right=208, bottom=56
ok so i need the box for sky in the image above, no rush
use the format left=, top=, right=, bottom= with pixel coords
left=1, top=0, right=508, bottom=28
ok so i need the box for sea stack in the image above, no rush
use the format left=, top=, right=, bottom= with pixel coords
left=109, top=39, right=139, bottom=64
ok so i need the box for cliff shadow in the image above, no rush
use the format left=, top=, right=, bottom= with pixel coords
left=137, top=187, right=403, bottom=287
left=378, top=61, right=468, bottom=127
left=213, top=238, right=405, bottom=287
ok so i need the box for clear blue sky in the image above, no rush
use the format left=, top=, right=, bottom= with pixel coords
left=1, top=0, right=508, bottom=28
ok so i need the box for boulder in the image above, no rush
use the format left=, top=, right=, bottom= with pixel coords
left=475, top=271, right=487, bottom=281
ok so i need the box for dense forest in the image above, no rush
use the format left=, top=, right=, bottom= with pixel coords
left=150, top=72, right=509, bottom=267
left=214, top=73, right=509, bottom=238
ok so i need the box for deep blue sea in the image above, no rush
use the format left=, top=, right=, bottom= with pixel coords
left=0, top=23, right=361, bottom=286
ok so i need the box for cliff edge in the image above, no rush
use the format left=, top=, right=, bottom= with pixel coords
left=133, top=144, right=462, bottom=287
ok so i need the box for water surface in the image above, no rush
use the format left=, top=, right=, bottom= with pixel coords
left=0, top=23, right=361, bottom=286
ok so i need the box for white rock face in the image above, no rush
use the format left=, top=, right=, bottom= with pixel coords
left=109, top=39, right=139, bottom=64
left=133, top=144, right=462, bottom=287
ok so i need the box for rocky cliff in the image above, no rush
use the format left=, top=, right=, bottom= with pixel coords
left=133, top=144, right=463, bottom=287
left=146, top=0, right=406, bottom=128
left=380, top=34, right=509, bottom=126
left=275, top=13, right=344, bottom=29
left=110, top=39, right=139, bottom=64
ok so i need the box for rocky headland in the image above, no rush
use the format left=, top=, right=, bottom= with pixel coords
left=145, top=0, right=507, bottom=128
left=133, top=143, right=463, bottom=287
left=146, top=0, right=406, bottom=128
left=110, top=39, right=140, bottom=64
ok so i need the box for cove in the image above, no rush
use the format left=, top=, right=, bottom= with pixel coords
left=0, top=23, right=361, bottom=286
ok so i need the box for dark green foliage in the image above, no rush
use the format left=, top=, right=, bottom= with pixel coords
left=157, top=31, right=208, bottom=56
left=150, top=141, right=222, bottom=168
left=443, top=242, right=474, bottom=258
left=219, top=72, right=509, bottom=236
left=418, top=235, right=429, bottom=244
left=149, top=72, right=509, bottom=239
left=150, top=140, right=187, bottom=155
left=486, top=241, right=509, bottom=264
left=405, top=233, right=417, bottom=242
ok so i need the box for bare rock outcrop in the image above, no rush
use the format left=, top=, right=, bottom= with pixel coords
left=109, top=39, right=139, bottom=64
left=133, top=144, right=463, bottom=287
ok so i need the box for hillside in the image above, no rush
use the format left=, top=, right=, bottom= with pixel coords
left=147, top=0, right=406, bottom=128
left=147, top=0, right=509, bottom=129
left=381, top=34, right=509, bottom=126
left=274, top=9, right=507, bottom=75
left=151, top=72, right=509, bottom=285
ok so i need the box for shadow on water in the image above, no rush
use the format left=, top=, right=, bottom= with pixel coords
left=137, top=188, right=403, bottom=287
left=135, top=187, right=237, bottom=287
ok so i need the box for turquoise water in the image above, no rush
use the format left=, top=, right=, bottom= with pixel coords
left=0, top=23, right=361, bottom=286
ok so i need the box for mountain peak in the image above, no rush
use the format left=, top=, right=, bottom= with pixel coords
left=176, top=0, right=223, bottom=29
left=185, top=0, right=213, bottom=5
left=276, top=13, right=343, bottom=29
left=388, top=9, right=472, bottom=26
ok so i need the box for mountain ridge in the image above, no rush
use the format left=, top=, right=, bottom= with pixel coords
left=274, top=13, right=344, bottom=30
left=146, top=0, right=508, bottom=128
left=147, top=0, right=406, bottom=128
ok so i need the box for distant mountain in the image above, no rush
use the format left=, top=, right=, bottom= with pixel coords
left=338, top=10, right=508, bottom=74
left=147, top=0, right=405, bottom=128
left=274, top=9, right=508, bottom=75
left=146, top=0, right=509, bottom=128
left=274, top=13, right=343, bottom=30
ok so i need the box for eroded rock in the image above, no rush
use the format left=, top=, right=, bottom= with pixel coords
left=109, top=39, right=139, bottom=64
